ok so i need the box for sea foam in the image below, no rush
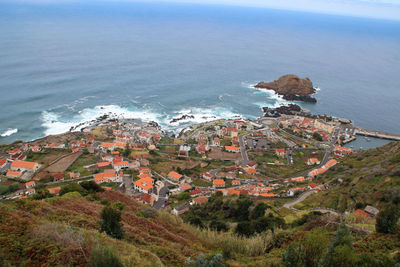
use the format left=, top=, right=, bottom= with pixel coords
left=0, top=128, right=18, bottom=137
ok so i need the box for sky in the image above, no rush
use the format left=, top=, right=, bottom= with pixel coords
left=3, top=0, right=400, bottom=21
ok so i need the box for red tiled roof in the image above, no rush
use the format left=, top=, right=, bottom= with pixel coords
left=11, top=160, right=37, bottom=169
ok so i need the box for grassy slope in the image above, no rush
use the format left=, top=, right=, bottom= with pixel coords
left=0, top=191, right=214, bottom=266
left=0, top=190, right=282, bottom=266
left=295, top=142, right=400, bottom=211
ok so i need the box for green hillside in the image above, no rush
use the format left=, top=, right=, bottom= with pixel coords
left=295, top=142, right=400, bottom=212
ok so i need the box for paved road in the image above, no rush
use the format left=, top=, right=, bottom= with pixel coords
left=238, top=134, right=249, bottom=166
left=283, top=191, right=315, bottom=209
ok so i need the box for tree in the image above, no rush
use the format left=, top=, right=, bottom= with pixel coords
left=235, top=221, right=254, bottom=237
left=313, top=132, right=323, bottom=141
left=80, top=181, right=104, bottom=193
left=253, top=214, right=285, bottom=234
left=176, top=191, right=191, bottom=201
left=376, top=205, right=399, bottom=234
left=123, top=147, right=131, bottom=158
left=99, top=206, right=124, bottom=239
left=232, top=195, right=253, bottom=221
left=250, top=202, right=269, bottom=220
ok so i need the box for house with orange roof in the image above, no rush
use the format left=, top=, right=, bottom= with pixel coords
left=225, top=146, right=240, bottom=153
left=6, top=170, right=21, bottom=178
left=48, top=187, right=61, bottom=195
left=134, top=177, right=155, bottom=194
left=0, top=158, right=7, bottom=169
left=354, top=209, right=371, bottom=218
left=227, top=188, right=240, bottom=196
left=25, top=181, right=35, bottom=189
left=260, top=192, right=275, bottom=198
left=8, top=147, right=21, bottom=156
left=31, top=145, right=41, bottom=153
left=308, top=183, right=318, bottom=190
left=213, top=137, right=221, bottom=147
left=213, top=179, right=225, bottom=188
left=324, top=159, right=337, bottom=169
left=291, top=176, right=305, bottom=183
left=94, top=173, right=111, bottom=184
left=190, top=188, right=202, bottom=197
left=307, top=158, right=320, bottom=165
left=10, top=160, right=39, bottom=172
left=202, top=171, right=214, bottom=181
left=139, top=193, right=154, bottom=205
left=244, top=168, right=257, bottom=175
left=168, top=171, right=184, bottom=183
left=53, top=173, right=64, bottom=181
left=47, top=143, right=65, bottom=149
left=180, top=184, right=192, bottom=191
left=97, top=161, right=111, bottom=168
left=113, top=161, right=129, bottom=171
left=101, top=142, right=114, bottom=151
left=69, top=172, right=80, bottom=179
left=115, top=141, right=127, bottom=149
left=275, top=148, right=285, bottom=158
left=232, top=180, right=241, bottom=186
left=334, top=146, right=353, bottom=157
left=192, top=196, right=208, bottom=205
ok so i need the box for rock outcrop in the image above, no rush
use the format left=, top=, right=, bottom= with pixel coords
left=255, top=74, right=316, bottom=103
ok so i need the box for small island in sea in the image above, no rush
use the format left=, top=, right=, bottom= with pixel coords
left=255, top=74, right=317, bottom=103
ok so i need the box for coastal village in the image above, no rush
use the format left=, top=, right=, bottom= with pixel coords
left=0, top=110, right=394, bottom=220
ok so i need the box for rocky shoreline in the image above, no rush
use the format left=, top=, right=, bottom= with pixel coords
left=262, top=104, right=311, bottom=117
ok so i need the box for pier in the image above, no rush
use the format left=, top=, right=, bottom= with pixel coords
left=354, top=128, right=400, bottom=141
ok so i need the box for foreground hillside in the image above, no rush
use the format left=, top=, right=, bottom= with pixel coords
left=0, top=190, right=285, bottom=266
left=1, top=189, right=399, bottom=266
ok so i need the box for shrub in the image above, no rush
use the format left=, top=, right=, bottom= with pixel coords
left=88, top=246, right=123, bottom=267
left=112, top=201, right=125, bottom=211
left=376, top=205, right=399, bottom=234
left=209, top=220, right=228, bottom=232
left=140, top=207, right=158, bottom=218
left=99, top=206, right=124, bottom=239
left=186, top=253, right=223, bottom=267
left=80, top=181, right=104, bottom=193
left=59, top=183, right=87, bottom=196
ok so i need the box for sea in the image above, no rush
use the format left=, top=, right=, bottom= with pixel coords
left=0, top=1, right=399, bottom=148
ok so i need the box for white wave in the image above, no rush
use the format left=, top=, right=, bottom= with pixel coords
left=218, top=93, right=233, bottom=101
left=1, top=128, right=18, bottom=137
left=168, top=107, right=242, bottom=126
left=241, top=81, right=258, bottom=89
left=314, top=86, right=321, bottom=91
left=40, top=103, right=246, bottom=137
left=41, top=105, right=163, bottom=136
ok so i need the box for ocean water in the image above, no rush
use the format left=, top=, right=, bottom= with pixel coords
left=0, top=2, right=400, bottom=144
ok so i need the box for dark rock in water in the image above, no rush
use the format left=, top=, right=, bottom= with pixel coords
left=262, top=104, right=304, bottom=117
left=282, top=94, right=317, bottom=103
left=255, top=74, right=317, bottom=103
left=170, top=115, right=195, bottom=124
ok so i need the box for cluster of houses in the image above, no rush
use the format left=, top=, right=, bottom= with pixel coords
left=280, top=116, right=336, bottom=141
